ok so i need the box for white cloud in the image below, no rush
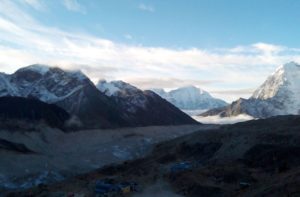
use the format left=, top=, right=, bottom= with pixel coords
left=138, top=3, right=155, bottom=12
left=193, top=114, right=254, bottom=124
left=62, top=0, right=85, bottom=14
left=126, top=77, right=221, bottom=90
left=1, top=1, right=300, bottom=102
left=22, top=0, right=45, bottom=11
left=210, top=88, right=255, bottom=101
left=183, top=109, right=208, bottom=116
left=252, top=42, right=284, bottom=54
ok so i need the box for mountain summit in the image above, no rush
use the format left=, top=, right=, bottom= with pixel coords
left=252, top=62, right=300, bottom=105
left=201, top=62, right=300, bottom=118
left=152, top=86, right=227, bottom=111
left=0, top=64, right=127, bottom=128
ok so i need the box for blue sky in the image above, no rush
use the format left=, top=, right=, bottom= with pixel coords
left=1, top=0, right=300, bottom=102
left=23, top=0, right=300, bottom=48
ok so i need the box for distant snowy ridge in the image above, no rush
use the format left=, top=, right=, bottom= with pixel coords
left=152, top=86, right=227, bottom=111
left=201, top=61, right=300, bottom=118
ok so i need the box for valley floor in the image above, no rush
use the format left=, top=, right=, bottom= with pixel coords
left=4, top=115, right=300, bottom=197
left=0, top=124, right=213, bottom=193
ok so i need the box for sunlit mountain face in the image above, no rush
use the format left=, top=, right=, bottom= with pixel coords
left=201, top=62, right=300, bottom=119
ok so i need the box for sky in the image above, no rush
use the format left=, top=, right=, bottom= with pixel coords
left=1, top=0, right=300, bottom=102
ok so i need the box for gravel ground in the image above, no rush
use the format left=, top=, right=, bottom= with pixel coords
left=0, top=124, right=216, bottom=189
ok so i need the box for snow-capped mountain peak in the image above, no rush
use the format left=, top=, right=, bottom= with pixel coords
left=152, top=85, right=227, bottom=111
left=171, top=85, right=211, bottom=98
left=203, top=61, right=300, bottom=118
left=252, top=62, right=300, bottom=101
left=17, top=64, right=50, bottom=75
left=281, top=61, right=300, bottom=72
left=16, top=65, right=88, bottom=82
left=0, top=64, right=93, bottom=104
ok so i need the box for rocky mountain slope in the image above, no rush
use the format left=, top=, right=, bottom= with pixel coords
left=0, top=65, right=127, bottom=128
left=97, top=80, right=198, bottom=126
left=152, top=86, right=227, bottom=111
left=202, top=62, right=300, bottom=118
left=0, top=96, right=70, bottom=130
left=0, top=65, right=197, bottom=128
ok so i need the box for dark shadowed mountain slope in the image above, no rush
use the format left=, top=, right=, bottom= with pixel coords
left=0, top=96, right=70, bottom=129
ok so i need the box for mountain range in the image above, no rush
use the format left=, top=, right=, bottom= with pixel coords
left=201, top=62, right=300, bottom=118
left=152, top=86, right=227, bottom=111
left=0, top=65, right=197, bottom=129
left=97, top=80, right=197, bottom=126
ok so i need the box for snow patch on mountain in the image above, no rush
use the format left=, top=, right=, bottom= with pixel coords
left=97, top=80, right=121, bottom=96
left=97, top=80, right=139, bottom=97
left=97, top=80, right=148, bottom=112
left=0, top=65, right=89, bottom=104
